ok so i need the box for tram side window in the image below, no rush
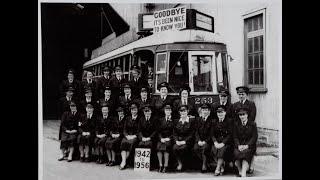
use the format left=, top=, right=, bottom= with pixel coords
left=191, top=55, right=213, bottom=92
left=168, top=52, right=189, bottom=93
left=155, top=53, right=167, bottom=92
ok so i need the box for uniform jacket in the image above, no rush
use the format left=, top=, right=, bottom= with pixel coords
left=108, top=116, right=126, bottom=135
left=95, top=115, right=112, bottom=135
left=233, top=120, right=258, bottom=149
left=78, top=113, right=97, bottom=134
left=210, top=100, right=232, bottom=119
left=61, top=111, right=80, bottom=132
left=173, top=117, right=197, bottom=145
left=96, top=75, right=111, bottom=99
left=59, top=79, right=81, bottom=99
left=81, top=79, right=98, bottom=99
left=157, top=116, right=175, bottom=139
left=231, top=100, right=256, bottom=122
left=211, top=117, right=233, bottom=144
left=109, top=76, right=128, bottom=98
left=195, top=115, right=214, bottom=144
left=172, top=97, right=198, bottom=118
left=151, top=95, right=173, bottom=118
left=129, top=77, right=148, bottom=98
left=138, top=115, right=158, bottom=140
left=123, top=115, right=141, bottom=136
left=58, top=96, right=78, bottom=117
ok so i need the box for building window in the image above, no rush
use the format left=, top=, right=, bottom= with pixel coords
left=244, top=9, right=267, bottom=92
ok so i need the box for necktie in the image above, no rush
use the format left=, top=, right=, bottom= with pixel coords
left=87, top=114, right=90, bottom=119
left=72, top=112, right=75, bottom=116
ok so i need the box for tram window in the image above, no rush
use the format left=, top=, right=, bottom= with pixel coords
left=168, top=52, right=188, bottom=93
left=125, top=56, right=129, bottom=72
left=191, top=55, right=213, bottom=92
left=155, top=53, right=167, bottom=91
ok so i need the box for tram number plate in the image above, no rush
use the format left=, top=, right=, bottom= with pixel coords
left=194, top=97, right=213, bottom=104
left=134, top=148, right=151, bottom=171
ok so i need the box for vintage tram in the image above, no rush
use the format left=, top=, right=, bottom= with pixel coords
left=83, top=29, right=230, bottom=107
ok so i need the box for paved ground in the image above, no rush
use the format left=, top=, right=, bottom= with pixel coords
left=41, top=120, right=281, bottom=180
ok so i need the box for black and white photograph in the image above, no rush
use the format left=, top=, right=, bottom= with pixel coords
left=39, top=0, right=282, bottom=179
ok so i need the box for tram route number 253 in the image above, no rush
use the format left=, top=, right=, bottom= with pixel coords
left=134, top=148, right=151, bottom=171
left=194, top=97, right=213, bottom=104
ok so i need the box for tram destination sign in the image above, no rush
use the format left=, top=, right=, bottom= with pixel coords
left=153, top=6, right=187, bottom=33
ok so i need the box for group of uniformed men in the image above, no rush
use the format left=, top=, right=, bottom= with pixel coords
left=58, top=64, right=258, bottom=177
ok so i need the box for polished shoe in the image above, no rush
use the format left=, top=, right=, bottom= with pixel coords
left=80, top=157, right=85, bottom=162
left=110, top=161, right=116, bottom=166
left=106, top=161, right=111, bottom=166
left=247, top=168, right=254, bottom=174
left=67, top=158, right=72, bottom=162
left=119, top=164, right=126, bottom=170
left=158, top=166, right=163, bottom=172
left=162, top=167, right=167, bottom=173
left=84, top=157, right=90, bottom=162
left=58, top=157, right=65, bottom=161
left=201, top=169, right=208, bottom=173
left=214, top=170, right=220, bottom=176
left=236, top=174, right=242, bottom=177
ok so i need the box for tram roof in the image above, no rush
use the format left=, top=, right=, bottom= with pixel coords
left=83, top=29, right=225, bottom=68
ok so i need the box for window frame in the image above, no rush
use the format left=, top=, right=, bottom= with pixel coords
left=243, top=8, right=267, bottom=93
left=188, top=51, right=218, bottom=95
left=155, top=52, right=169, bottom=93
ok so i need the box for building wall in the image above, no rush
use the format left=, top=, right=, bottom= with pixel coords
left=192, top=0, right=281, bottom=135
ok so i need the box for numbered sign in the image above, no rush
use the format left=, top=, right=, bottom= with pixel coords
left=134, top=148, right=151, bottom=171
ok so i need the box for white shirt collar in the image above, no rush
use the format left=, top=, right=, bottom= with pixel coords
left=132, top=115, right=138, bottom=120
left=242, top=119, right=248, bottom=126
left=87, top=113, right=92, bottom=118
left=165, top=115, right=171, bottom=121
left=86, top=97, right=91, bottom=102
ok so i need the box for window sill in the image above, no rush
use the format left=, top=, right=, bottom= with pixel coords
left=249, top=87, right=268, bottom=93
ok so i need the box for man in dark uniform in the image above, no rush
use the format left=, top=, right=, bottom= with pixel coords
left=58, top=86, right=78, bottom=118
left=133, top=86, right=152, bottom=116
left=230, top=86, right=257, bottom=174
left=118, top=83, right=134, bottom=115
left=98, top=86, right=117, bottom=116
left=211, top=89, right=232, bottom=120
left=147, top=74, right=154, bottom=99
left=231, top=86, right=256, bottom=123
left=96, top=66, right=112, bottom=99
left=59, top=69, right=81, bottom=99
left=129, top=65, right=148, bottom=98
left=109, top=65, right=127, bottom=99
left=233, top=107, right=257, bottom=177
left=81, top=71, right=98, bottom=100
left=58, top=101, right=80, bottom=162
left=172, top=85, right=198, bottom=119
left=151, top=82, right=173, bottom=119
left=79, top=88, right=98, bottom=115
left=78, top=103, right=97, bottom=162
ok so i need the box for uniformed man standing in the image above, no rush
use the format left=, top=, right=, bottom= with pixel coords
left=81, top=71, right=97, bottom=100
left=96, top=66, right=112, bottom=100
left=59, top=69, right=81, bottom=99
left=211, top=89, right=232, bottom=120
left=231, top=86, right=256, bottom=123
left=129, top=65, right=148, bottom=98
left=109, top=66, right=127, bottom=99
